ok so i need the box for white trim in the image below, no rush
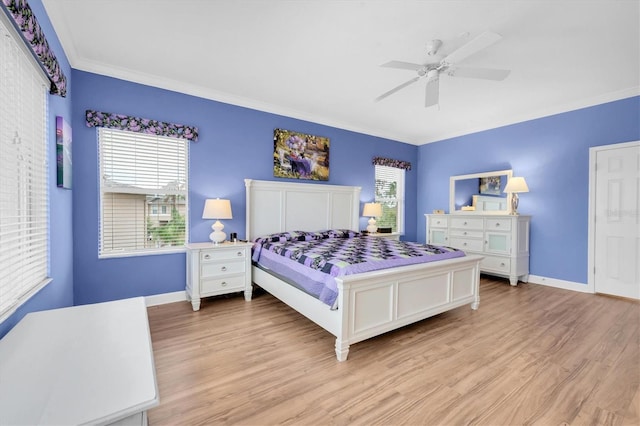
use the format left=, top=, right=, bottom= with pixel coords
left=144, top=291, right=187, bottom=307
left=527, top=275, right=591, bottom=293
left=587, top=140, right=640, bottom=296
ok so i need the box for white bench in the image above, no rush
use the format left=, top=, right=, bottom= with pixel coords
left=0, top=297, right=159, bottom=425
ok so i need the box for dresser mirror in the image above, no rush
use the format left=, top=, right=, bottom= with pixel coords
left=449, top=169, right=512, bottom=214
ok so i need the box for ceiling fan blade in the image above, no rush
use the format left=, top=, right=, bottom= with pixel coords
left=443, top=31, right=502, bottom=65
left=375, top=76, right=421, bottom=102
left=425, top=75, right=439, bottom=107
left=447, top=66, right=511, bottom=80
left=380, top=60, right=423, bottom=71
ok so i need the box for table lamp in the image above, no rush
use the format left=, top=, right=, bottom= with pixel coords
left=504, top=177, right=529, bottom=215
left=362, top=202, right=383, bottom=233
left=202, top=198, right=233, bottom=243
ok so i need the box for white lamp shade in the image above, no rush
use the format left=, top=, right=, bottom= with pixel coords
left=202, top=198, right=233, bottom=219
left=504, top=177, right=529, bottom=193
left=362, top=202, right=382, bottom=217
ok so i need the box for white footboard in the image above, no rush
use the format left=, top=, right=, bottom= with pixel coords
left=334, top=255, right=482, bottom=361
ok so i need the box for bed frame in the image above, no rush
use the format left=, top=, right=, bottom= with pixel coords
left=245, top=179, right=481, bottom=361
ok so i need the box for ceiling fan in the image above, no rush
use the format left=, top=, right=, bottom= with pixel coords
left=375, top=31, right=511, bottom=107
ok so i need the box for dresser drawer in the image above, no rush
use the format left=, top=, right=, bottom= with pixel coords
left=201, top=275, right=245, bottom=294
left=450, top=217, right=484, bottom=230
left=201, top=248, right=247, bottom=262
left=429, top=216, right=448, bottom=228
left=481, top=255, right=511, bottom=273
left=449, top=237, right=484, bottom=252
left=485, top=218, right=512, bottom=231
left=201, top=259, right=245, bottom=277
left=450, top=229, right=483, bottom=238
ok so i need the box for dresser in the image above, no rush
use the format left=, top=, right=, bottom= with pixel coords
left=426, top=214, right=530, bottom=286
left=186, top=241, right=254, bottom=311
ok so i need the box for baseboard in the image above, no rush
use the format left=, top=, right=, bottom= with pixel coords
left=527, top=275, right=592, bottom=293
left=144, top=291, right=188, bottom=306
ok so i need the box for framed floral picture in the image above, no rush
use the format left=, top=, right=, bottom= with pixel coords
left=273, top=128, right=329, bottom=181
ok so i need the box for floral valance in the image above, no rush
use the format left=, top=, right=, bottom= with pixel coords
left=372, top=156, right=412, bottom=171
left=1, top=0, right=67, bottom=97
left=85, top=110, right=199, bottom=142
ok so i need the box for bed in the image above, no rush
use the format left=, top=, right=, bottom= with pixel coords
left=245, top=179, right=482, bottom=361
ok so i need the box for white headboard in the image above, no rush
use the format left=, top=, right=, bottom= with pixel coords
left=245, top=179, right=361, bottom=241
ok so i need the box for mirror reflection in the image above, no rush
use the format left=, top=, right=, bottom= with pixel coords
left=449, top=169, right=512, bottom=214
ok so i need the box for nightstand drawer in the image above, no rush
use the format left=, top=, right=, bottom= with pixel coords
left=201, top=248, right=247, bottom=262
left=201, top=260, right=245, bottom=277
left=201, top=275, right=245, bottom=294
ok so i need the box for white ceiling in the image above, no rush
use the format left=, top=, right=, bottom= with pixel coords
left=42, top=0, right=639, bottom=145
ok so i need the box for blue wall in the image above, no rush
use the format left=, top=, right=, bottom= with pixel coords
left=417, top=96, right=640, bottom=285
left=71, top=71, right=418, bottom=305
left=1, top=0, right=637, bottom=337
left=0, top=0, right=74, bottom=338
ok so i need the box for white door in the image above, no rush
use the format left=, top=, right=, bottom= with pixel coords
left=591, top=141, right=640, bottom=299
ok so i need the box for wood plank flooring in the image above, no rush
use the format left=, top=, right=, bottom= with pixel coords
left=146, top=277, right=639, bottom=425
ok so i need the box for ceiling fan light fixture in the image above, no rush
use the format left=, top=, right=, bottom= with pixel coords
left=427, top=69, right=439, bottom=79
left=426, top=39, right=442, bottom=56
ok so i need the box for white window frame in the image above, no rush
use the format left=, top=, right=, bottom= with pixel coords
left=0, top=11, right=51, bottom=321
left=98, top=128, right=189, bottom=258
left=374, top=165, right=405, bottom=233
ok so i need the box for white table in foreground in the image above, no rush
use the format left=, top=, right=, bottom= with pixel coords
left=0, top=297, right=159, bottom=426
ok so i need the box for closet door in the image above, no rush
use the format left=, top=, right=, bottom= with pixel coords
left=591, top=141, right=639, bottom=300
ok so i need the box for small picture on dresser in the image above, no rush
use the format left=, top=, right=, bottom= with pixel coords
left=479, top=175, right=502, bottom=195
left=273, top=128, right=330, bottom=181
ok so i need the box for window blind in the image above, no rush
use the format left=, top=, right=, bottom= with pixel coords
left=98, top=128, right=188, bottom=256
left=374, top=165, right=405, bottom=233
left=0, top=11, right=50, bottom=320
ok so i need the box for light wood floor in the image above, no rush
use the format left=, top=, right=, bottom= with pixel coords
left=146, top=277, right=640, bottom=425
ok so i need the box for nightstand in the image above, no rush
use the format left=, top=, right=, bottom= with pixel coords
left=185, top=241, right=254, bottom=311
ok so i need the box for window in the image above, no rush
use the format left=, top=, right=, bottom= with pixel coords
left=0, top=13, right=50, bottom=320
left=98, top=128, right=188, bottom=257
left=374, top=165, right=405, bottom=233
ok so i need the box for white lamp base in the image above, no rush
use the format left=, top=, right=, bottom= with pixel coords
left=366, top=217, right=378, bottom=233
left=209, top=220, right=226, bottom=244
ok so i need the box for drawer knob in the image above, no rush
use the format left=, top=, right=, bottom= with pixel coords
left=221, top=281, right=227, bottom=287
left=463, top=242, right=467, bottom=246
left=463, top=221, right=467, bottom=225
left=463, top=231, right=467, bottom=235
left=495, top=223, right=500, bottom=227
left=501, top=262, right=505, bottom=266
left=221, top=266, right=227, bottom=272
left=204, top=254, right=210, bottom=260
left=237, top=251, right=243, bottom=256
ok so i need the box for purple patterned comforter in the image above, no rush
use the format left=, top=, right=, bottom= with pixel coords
left=252, top=230, right=465, bottom=308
